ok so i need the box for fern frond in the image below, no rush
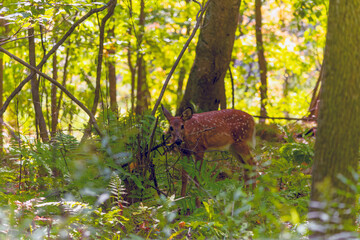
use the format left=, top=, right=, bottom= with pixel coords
left=108, top=173, right=128, bottom=207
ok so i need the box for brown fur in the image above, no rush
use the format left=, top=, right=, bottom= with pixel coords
left=162, top=105, right=256, bottom=207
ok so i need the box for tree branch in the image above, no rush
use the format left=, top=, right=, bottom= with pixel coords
left=0, top=0, right=115, bottom=123
left=0, top=47, right=104, bottom=138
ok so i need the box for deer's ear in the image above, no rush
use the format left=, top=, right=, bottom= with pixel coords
left=181, top=108, right=193, bottom=121
left=161, top=104, right=173, bottom=121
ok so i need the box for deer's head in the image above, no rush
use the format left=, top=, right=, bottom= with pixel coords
left=161, top=105, right=193, bottom=146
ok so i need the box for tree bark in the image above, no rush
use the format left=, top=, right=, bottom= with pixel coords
left=309, top=1, right=360, bottom=238
left=255, top=0, right=268, bottom=123
left=28, top=27, right=49, bottom=142
left=178, top=0, right=241, bottom=114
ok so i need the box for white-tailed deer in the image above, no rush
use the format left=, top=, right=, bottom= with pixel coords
left=161, top=105, right=256, bottom=206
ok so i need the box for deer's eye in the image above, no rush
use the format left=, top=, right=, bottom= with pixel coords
left=170, top=126, right=174, bottom=131
left=181, top=125, right=184, bottom=129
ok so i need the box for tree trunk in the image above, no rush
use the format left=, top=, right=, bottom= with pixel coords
left=128, top=39, right=136, bottom=114
left=51, top=45, right=58, bottom=138
left=0, top=16, right=6, bottom=156
left=255, top=0, right=268, bottom=123
left=135, top=0, right=150, bottom=115
left=28, top=27, right=49, bottom=142
left=91, top=0, right=116, bottom=116
left=108, top=58, right=117, bottom=113
left=0, top=56, right=3, bottom=155
left=309, top=1, right=360, bottom=238
left=107, top=27, right=118, bottom=115
left=127, top=0, right=136, bottom=114
left=178, top=0, right=241, bottom=114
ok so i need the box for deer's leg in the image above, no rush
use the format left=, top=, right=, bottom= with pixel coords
left=230, top=142, right=256, bottom=188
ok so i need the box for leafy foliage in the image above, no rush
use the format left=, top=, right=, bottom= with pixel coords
left=1, top=0, right=351, bottom=238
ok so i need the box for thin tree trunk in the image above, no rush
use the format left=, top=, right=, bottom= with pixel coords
left=255, top=0, right=268, bottom=123
left=91, top=1, right=116, bottom=115
left=81, top=1, right=116, bottom=140
left=128, top=39, right=136, bottom=114
left=0, top=56, right=3, bottom=155
left=51, top=42, right=58, bottom=137
left=107, top=27, right=118, bottom=114
left=309, top=1, right=360, bottom=238
left=0, top=16, right=6, bottom=156
left=108, top=61, right=117, bottom=113
left=229, top=66, right=235, bottom=109
left=28, top=27, right=49, bottom=142
left=135, top=0, right=150, bottom=115
left=126, top=0, right=136, bottom=114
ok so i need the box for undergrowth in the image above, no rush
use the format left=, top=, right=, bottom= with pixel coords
left=0, top=114, right=321, bottom=239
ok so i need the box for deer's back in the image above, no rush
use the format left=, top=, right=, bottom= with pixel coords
left=184, top=109, right=255, bottom=150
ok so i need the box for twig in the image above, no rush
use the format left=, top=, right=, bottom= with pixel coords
left=151, top=0, right=212, bottom=116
